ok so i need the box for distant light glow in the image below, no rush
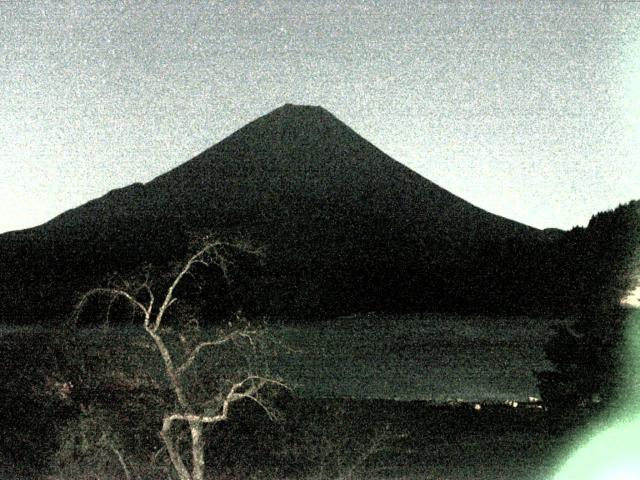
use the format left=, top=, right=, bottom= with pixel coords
left=553, top=414, right=640, bottom=480
left=553, top=310, right=640, bottom=479
left=621, top=284, right=640, bottom=308
left=603, top=465, right=640, bottom=480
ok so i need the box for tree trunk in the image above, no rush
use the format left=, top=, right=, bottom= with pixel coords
left=161, top=416, right=192, bottom=480
left=190, top=420, right=205, bottom=480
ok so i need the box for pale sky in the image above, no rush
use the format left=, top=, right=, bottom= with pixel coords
left=1, top=1, right=639, bottom=234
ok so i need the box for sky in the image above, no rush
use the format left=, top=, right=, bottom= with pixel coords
left=1, top=1, right=639, bottom=234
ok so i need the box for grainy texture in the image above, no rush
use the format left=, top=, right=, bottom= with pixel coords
left=1, top=1, right=639, bottom=232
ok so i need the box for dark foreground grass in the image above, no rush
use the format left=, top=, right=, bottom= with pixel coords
left=1, top=390, right=574, bottom=479
left=3, top=394, right=578, bottom=480
left=0, top=326, right=579, bottom=479
left=212, top=396, right=570, bottom=480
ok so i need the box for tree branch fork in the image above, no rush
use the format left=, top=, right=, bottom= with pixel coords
left=72, top=239, right=284, bottom=480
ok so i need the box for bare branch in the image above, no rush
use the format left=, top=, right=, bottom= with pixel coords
left=242, top=392, right=278, bottom=421
left=231, top=377, right=281, bottom=421
left=226, top=375, right=290, bottom=411
left=162, top=375, right=287, bottom=429
left=74, top=236, right=275, bottom=480
left=340, top=424, right=394, bottom=480
left=141, top=280, right=155, bottom=315
left=144, top=327, right=190, bottom=409
left=176, top=338, right=231, bottom=375
left=104, top=294, right=119, bottom=327
left=107, top=441, right=132, bottom=480
left=240, top=375, right=290, bottom=392
left=73, top=288, right=151, bottom=326
left=151, top=238, right=263, bottom=332
left=176, top=329, right=258, bottom=375
left=153, top=240, right=230, bottom=331
left=160, top=416, right=192, bottom=480
left=237, top=329, right=257, bottom=348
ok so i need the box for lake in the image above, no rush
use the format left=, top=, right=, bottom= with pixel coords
left=264, top=313, right=559, bottom=402
left=0, top=313, right=560, bottom=403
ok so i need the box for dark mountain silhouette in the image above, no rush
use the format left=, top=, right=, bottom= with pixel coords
left=2, top=104, right=626, bottom=325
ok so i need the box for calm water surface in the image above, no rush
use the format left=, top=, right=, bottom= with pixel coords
left=266, top=313, right=558, bottom=402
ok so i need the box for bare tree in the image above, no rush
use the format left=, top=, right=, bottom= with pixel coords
left=74, top=238, right=286, bottom=480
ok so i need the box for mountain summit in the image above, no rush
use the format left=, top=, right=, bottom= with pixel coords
left=0, top=105, right=540, bottom=323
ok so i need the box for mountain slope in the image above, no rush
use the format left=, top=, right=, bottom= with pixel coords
left=0, top=104, right=541, bottom=324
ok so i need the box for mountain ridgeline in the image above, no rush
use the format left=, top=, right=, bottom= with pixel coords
left=0, top=105, right=637, bottom=325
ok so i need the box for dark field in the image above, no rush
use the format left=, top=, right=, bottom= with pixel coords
left=204, top=396, right=571, bottom=480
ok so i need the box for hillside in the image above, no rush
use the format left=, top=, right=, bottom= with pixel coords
left=0, top=104, right=546, bottom=324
